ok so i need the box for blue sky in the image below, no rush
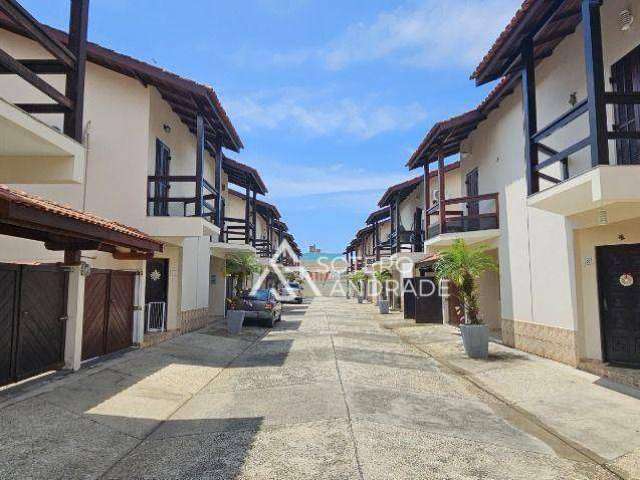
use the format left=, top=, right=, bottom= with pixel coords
left=25, top=0, right=520, bottom=253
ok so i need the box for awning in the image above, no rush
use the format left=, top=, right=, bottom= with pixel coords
left=0, top=185, right=163, bottom=256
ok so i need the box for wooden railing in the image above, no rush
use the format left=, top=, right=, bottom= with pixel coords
left=426, top=193, right=499, bottom=239
left=0, top=0, right=89, bottom=142
left=254, top=238, right=272, bottom=258
left=147, top=175, right=218, bottom=224
left=222, top=216, right=255, bottom=244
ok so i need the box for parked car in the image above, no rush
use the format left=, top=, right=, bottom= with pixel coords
left=243, top=289, right=282, bottom=327
left=278, top=282, right=304, bottom=304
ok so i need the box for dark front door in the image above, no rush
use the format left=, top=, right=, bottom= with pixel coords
left=465, top=169, right=479, bottom=231
left=154, top=139, right=171, bottom=216
left=597, top=244, right=640, bottom=367
left=145, top=259, right=168, bottom=304
left=0, top=264, right=67, bottom=386
left=414, top=277, right=443, bottom=324
left=612, top=46, right=640, bottom=165
left=403, top=278, right=416, bottom=319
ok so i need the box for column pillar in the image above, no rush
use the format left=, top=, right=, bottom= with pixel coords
left=244, top=185, right=251, bottom=244
left=252, top=189, right=258, bottom=245
left=64, top=0, right=89, bottom=142
left=214, top=142, right=223, bottom=231
left=195, top=114, right=205, bottom=218
left=423, top=162, right=430, bottom=233
left=522, top=35, right=539, bottom=195
left=64, top=264, right=85, bottom=371
left=437, top=154, right=446, bottom=234
left=582, top=0, right=609, bottom=166
left=133, top=264, right=146, bottom=345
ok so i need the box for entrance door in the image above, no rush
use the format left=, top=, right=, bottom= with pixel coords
left=145, top=259, right=169, bottom=332
left=414, top=277, right=443, bottom=324
left=403, top=278, right=416, bottom=319
left=597, top=244, right=640, bottom=367
left=465, top=169, right=479, bottom=230
left=154, top=139, right=171, bottom=216
left=612, top=46, right=640, bottom=165
left=0, top=264, right=67, bottom=386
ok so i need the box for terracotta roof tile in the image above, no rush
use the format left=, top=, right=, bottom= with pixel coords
left=0, top=185, right=162, bottom=247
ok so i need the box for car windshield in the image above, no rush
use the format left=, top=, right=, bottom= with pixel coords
left=248, top=290, right=271, bottom=301
left=288, top=283, right=300, bottom=289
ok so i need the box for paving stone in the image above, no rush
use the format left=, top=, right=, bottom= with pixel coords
left=345, top=384, right=554, bottom=455
left=40, top=368, right=189, bottom=439
left=154, top=382, right=347, bottom=438
left=352, top=420, right=618, bottom=480
left=0, top=397, right=138, bottom=480
left=108, top=419, right=360, bottom=480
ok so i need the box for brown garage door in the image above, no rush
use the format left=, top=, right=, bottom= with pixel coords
left=0, top=264, right=67, bottom=387
left=415, top=277, right=443, bottom=324
left=82, top=270, right=135, bottom=361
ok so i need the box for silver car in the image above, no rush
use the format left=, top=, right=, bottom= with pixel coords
left=243, top=289, right=282, bottom=327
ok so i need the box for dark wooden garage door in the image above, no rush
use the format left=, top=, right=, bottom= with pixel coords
left=415, top=277, right=443, bottom=324
left=0, top=264, right=67, bottom=387
left=403, top=278, right=416, bottom=319
left=82, top=270, right=135, bottom=361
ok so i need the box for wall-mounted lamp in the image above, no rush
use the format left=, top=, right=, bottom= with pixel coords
left=620, top=8, right=634, bottom=31
left=163, top=124, right=172, bottom=134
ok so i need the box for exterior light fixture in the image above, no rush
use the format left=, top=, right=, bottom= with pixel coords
left=163, top=124, right=171, bottom=133
left=620, top=8, right=634, bottom=31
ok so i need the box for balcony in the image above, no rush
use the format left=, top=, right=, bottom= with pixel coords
left=0, top=1, right=88, bottom=184
left=146, top=175, right=219, bottom=238
left=425, top=193, right=500, bottom=248
left=254, top=238, right=273, bottom=258
left=222, top=216, right=255, bottom=244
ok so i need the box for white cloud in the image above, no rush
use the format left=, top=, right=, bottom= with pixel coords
left=261, top=0, right=520, bottom=71
left=242, top=156, right=410, bottom=199
left=226, top=88, right=428, bottom=140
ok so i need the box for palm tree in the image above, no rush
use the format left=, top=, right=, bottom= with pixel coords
left=434, top=239, right=498, bottom=325
left=374, top=269, right=392, bottom=301
left=226, top=253, right=263, bottom=298
left=350, top=270, right=368, bottom=297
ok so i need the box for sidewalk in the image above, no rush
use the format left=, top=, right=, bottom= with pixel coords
left=370, top=305, right=640, bottom=480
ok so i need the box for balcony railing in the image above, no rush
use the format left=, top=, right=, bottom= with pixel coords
left=147, top=175, right=219, bottom=224
left=426, top=193, right=499, bottom=239
left=254, top=238, right=273, bottom=258
left=388, top=230, right=423, bottom=254
left=222, top=216, right=255, bottom=244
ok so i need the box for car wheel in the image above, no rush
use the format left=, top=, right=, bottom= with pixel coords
left=264, top=318, right=275, bottom=328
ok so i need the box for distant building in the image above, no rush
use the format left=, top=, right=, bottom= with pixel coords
left=309, top=244, right=321, bottom=253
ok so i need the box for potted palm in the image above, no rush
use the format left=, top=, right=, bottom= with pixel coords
left=225, top=253, right=262, bottom=334
left=374, top=269, right=392, bottom=314
left=434, top=240, right=498, bottom=359
left=350, top=271, right=367, bottom=303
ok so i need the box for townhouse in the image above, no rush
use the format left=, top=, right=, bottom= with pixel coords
left=0, top=1, right=291, bottom=385
left=404, top=0, right=640, bottom=371
left=345, top=164, right=461, bottom=313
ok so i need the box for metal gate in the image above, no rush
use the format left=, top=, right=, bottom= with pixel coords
left=82, top=270, right=135, bottom=361
left=0, top=264, right=67, bottom=387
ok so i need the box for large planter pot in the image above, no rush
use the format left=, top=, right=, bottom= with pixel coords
left=227, top=310, right=245, bottom=335
left=379, top=300, right=390, bottom=314
left=460, top=324, right=489, bottom=359
left=357, top=296, right=364, bottom=304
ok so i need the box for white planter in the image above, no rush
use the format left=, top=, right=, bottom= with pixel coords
left=379, top=300, right=390, bottom=314
left=227, top=310, right=245, bottom=335
left=460, top=324, right=489, bottom=359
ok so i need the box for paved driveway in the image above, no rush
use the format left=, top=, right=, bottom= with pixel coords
left=0, top=297, right=629, bottom=479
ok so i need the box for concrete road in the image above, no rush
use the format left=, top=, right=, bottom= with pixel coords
left=0, top=297, right=631, bottom=479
